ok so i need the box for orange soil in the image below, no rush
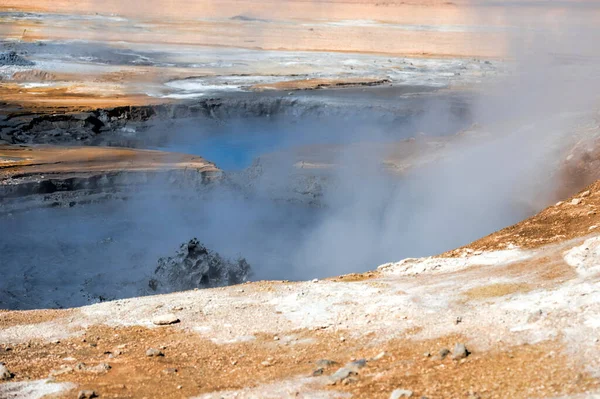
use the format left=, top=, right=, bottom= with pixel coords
left=0, top=145, right=219, bottom=180
left=0, top=323, right=596, bottom=399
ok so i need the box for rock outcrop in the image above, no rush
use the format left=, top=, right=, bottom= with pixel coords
left=148, top=238, right=252, bottom=293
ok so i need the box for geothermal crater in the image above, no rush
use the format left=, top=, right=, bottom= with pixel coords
left=1, top=92, right=482, bottom=310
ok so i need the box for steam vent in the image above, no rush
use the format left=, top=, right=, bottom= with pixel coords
left=3, top=1, right=600, bottom=398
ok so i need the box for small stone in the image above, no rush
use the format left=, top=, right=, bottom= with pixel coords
left=162, top=368, right=178, bottom=374
left=152, top=314, right=180, bottom=326
left=390, top=389, right=413, bottom=398
left=274, top=336, right=280, bottom=341
left=423, top=352, right=431, bottom=358
left=328, top=367, right=356, bottom=385
left=439, top=348, right=450, bottom=359
left=312, top=368, right=324, bottom=376
left=312, top=279, right=319, bottom=283
left=342, top=377, right=358, bottom=385
left=581, top=190, right=591, bottom=197
left=455, top=316, right=463, bottom=325
left=88, top=363, right=111, bottom=373
left=177, top=385, right=183, bottom=390
left=339, top=336, right=346, bottom=342
left=555, top=201, right=564, bottom=206
left=452, top=343, right=469, bottom=360
left=0, top=363, right=13, bottom=380
left=346, top=359, right=367, bottom=371
left=571, top=198, right=582, bottom=205
left=372, top=351, right=386, bottom=361
left=316, top=359, right=338, bottom=368
left=146, top=348, right=164, bottom=357
left=78, top=390, right=97, bottom=399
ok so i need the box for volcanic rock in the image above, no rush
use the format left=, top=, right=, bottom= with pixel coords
left=0, top=51, right=34, bottom=66
left=0, top=363, right=13, bottom=380
left=77, top=390, right=97, bottom=399
left=149, top=238, right=252, bottom=293
left=452, top=343, right=470, bottom=360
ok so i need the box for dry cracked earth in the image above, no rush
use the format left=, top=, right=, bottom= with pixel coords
left=3, top=1, right=600, bottom=399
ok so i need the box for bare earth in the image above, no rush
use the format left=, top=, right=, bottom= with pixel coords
left=0, top=145, right=219, bottom=181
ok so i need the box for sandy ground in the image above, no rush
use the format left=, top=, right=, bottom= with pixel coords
left=0, top=0, right=511, bottom=57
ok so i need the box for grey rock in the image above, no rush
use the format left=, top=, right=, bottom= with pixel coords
left=146, top=348, right=164, bottom=357
left=312, top=368, right=324, bottom=376
left=0, top=363, right=13, bottom=380
left=439, top=348, right=450, bottom=359
left=452, top=343, right=469, bottom=360
left=346, top=359, right=367, bottom=371
left=0, top=51, right=34, bottom=66
left=328, top=367, right=357, bottom=385
left=78, top=390, right=98, bottom=399
left=390, top=389, right=414, bottom=398
left=88, top=363, right=111, bottom=373
left=149, top=239, right=252, bottom=293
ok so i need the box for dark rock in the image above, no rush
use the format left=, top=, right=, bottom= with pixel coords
left=0, top=51, right=34, bottom=66
left=439, top=348, right=450, bottom=360
left=0, top=363, right=14, bottom=380
left=149, top=238, right=252, bottom=293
